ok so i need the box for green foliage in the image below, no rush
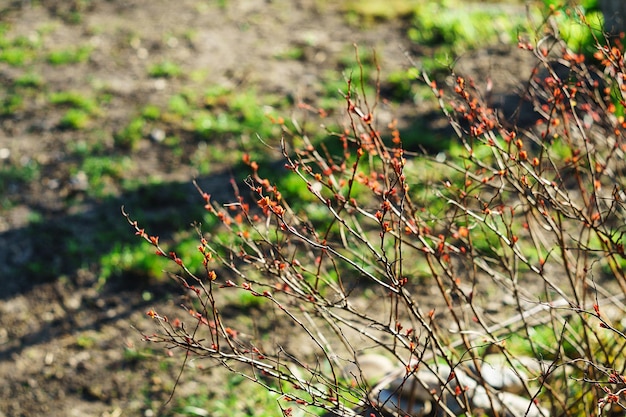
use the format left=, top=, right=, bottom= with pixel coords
left=0, top=24, right=42, bottom=67
left=59, top=108, right=90, bottom=129
left=193, top=88, right=283, bottom=142
left=274, top=46, right=305, bottom=60
left=168, top=94, right=192, bottom=116
left=543, top=0, right=598, bottom=12
left=342, top=0, right=418, bottom=24
left=141, top=104, right=161, bottom=120
left=114, top=117, right=145, bottom=150
left=0, top=93, right=24, bottom=115
left=76, top=333, right=97, bottom=349
left=170, top=374, right=284, bottom=417
left=15, top=72, right=44, bottom=88
left=0, top=158, right=40, bottom=194
left=98, top=226, right=216, bottom=289
left=235, top=290, right=267, bottom=309
left=47, top=46, right=92, bottom=65
left=0, top=28, right=40, bottom=66
left=409, top=1, right=528, bottom=50
left=78, top=155, right=133, bottom=197
left=98, top=242, right=170, bottom=288
left=384, top=67, right=422, bottom=100
left=0, top=47, right=34, bottom=66
left=149, top=60, right=183, bottom=78
left=50, top=91, right=100, bottom=128
left=49, top=91, right=99, bottom=113
left=553, top=7, right=603, bottom=56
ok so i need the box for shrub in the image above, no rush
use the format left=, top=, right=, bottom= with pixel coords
left=125, top=8, right=626, bottom=417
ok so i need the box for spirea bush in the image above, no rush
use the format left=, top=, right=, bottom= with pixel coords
left=125, top=9, right=626, bottom=417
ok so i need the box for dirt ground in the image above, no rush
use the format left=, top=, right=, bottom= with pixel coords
left=0, top=1, right=534, bottom=416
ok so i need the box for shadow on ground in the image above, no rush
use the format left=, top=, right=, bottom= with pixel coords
left=0, top=169, right=244, bottom=298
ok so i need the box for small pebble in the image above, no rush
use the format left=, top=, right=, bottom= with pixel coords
left=149, top=128, right=166, bottom=143
left=70, top=171, right=89, bottom=191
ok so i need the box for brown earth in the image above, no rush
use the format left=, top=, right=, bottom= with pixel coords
left=0, top=1, right=534, bottom=416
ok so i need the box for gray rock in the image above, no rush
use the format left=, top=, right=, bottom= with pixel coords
left=149, top=128, right=166, bottom=143
left=467, top=354, right=527, bottom=394
left=369, top=359, right=548, bottom=417
left=343, top=353, right=396, bottom=385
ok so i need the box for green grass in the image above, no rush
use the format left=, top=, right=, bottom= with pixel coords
left=149, top=60, right=183, bottom=78
left=59, top=108, right=91, bottom=129
left=98, top=241, right=172, bottom=289
left=0, top=47, right=35, bottom=66
left=274, top=46, right=305, bottom=60
left=76, top=155, right=133, bottom=198
left=114, top=117, right=145, bottom=150
left=97, top=224, right=217, bottom=289
left=142, top=104, right=162, bottom=120
left=420, top=0, right=537, bottom=52
left=0, top=93, right=24, bottom=115
left=169, top=374, right=286, bottom=417
left=50, top=90, right=101, bottom=129
left=15, top=72, right=44, bottom=88
left=47, top=46, right=92, bottom=65
left=76, top=333, right=97, bottom=349
left=49, top=91, right=100, bottom=113
left=342, top=0, right=418, bottom=24
left=184, top=88, right=286, bottom=157
left=168, top=93, right=192, bottom=117
left=0, top=159, right=40, bottom=194
left=0, top=27, right=40, bottom=66
left=545, top=0, right=603, bottom=56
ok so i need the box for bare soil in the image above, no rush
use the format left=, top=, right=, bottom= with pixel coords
left=0, top=1, right=533, bottom=416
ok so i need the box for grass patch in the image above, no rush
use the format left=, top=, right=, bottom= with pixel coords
left=49, top=91, right=99, bottom=113
left=15, top=72, right=44, bottom=88
left=169, top=374, right=285, bottom=417
left=47, top=46, right=92, bottom=65
left=0, top=27, right=40, bottom=66
left=409, top=1, right=530, bottom=49
left=76, top=155, right=133, bottom=198
left=76, top=333, right=97, bottom=349
left=0, top=93, right=24, bottom=115
left=98, top=242, right=171, bottom=289
left=273, top=46, right=305, bottom=60
left=342, top=0, right=417, bottom=24
left=192, top=88, right=285, bottom=149
left=0, top=159, right=40, bottom=194
left=98, top=226, right=214, bottom=289
left=142, top=104, right=162, bottom=120
left=50, top=90, right=101, bottom=129
left=114, top=117, right=145, bottom=150
left=168, top=93, right=192, bottom=117
left=59, top=108, right=91, bottom=129
left=546, top=0, right=604, bottom=56
left=149, top=60, right=183, bottom=78
left=0, top=47, right=35, bottom=66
